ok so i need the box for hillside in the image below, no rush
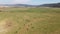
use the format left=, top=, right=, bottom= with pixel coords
left=38, top=3, right=60, bottom=8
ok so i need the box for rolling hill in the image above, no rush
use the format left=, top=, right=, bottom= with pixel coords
left=38, top=3, right=60, bottom=8
left=0, top=3, right=60, bottom=8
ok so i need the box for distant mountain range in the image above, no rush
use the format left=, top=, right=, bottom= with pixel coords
left=38, top=3, right=60, bottom=8
left=0, top=4, right=37, bottom=7
left=0, top=3, right=60, bottom=8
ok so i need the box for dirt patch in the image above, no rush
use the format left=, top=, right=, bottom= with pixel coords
left=0, top=19, right=14, bottom=34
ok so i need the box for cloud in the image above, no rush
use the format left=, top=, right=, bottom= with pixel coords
left=12, top=0, right=31, bottom=4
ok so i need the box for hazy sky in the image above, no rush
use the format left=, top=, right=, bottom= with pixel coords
left=0, top=0, right=60, bottom=5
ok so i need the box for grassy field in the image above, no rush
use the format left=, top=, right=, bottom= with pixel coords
left=0, top=8, right=60, bottom=34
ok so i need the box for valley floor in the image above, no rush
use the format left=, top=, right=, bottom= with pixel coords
left=0, top=8, right=60, bottom=34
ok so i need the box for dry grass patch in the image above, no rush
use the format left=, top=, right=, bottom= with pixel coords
left=0, top=18, right=18, bottom=34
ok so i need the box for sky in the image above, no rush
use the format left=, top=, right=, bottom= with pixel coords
left=0, top=0, right=60, bottom=5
